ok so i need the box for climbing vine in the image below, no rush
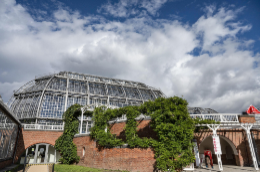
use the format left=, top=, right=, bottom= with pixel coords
left=193, top=117, right=220, bottom=133
left=55, top=104, right=81, bottom=164
left=55, top=96, right=216, bottom=171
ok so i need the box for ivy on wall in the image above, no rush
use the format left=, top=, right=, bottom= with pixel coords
left=55, top=104, right=81, bottom=164
left=55, top=96, right=215, bottom=171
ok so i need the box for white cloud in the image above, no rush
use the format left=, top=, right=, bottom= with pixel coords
left=97, top=0, right=139, bottom=17
left=0, top=0, right=259, bottom=113
left=141, top=0, right=168, bottom=16
left=0, top=81, right=25, bottom=104
left=97, top=0, right=168, bottom=17
left=193, top=7, right=252, bottom=52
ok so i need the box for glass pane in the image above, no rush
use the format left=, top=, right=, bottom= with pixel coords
left=0, top=109, right=18, bottom=160
left=82, top=121, right=87, bottom=133
left=88, top=82, right=106, bottom=95
left=124, top=87, right=140, bottom=99
left=40, top=94, right=65, bottom=119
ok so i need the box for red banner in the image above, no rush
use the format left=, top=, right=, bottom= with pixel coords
left=246, top=105, right=260, bottom=114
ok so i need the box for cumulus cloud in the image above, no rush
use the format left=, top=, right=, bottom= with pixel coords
left=194, top=6, right=251, bottom=52
left=0, top=0, right=259, bottom=113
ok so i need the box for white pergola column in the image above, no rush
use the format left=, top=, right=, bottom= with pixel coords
left=207, top=124, right=223, bottom=171
left=54, top=149, right=56, bottom=163
left=241, top=124, right=259, bottom=171
left=34, top=144, right=39, bottom=163
left=44, top=144, right=49, bottom=163
left=63, top=77, right=69, bottom=128
left=193, top=139, right=200, bottom=167
left=80, top=107, right=84, bottom=134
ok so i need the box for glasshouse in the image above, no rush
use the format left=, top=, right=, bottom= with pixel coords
left=0, top=95, right=21, bottom=168
left=1, top=71, right=260, bottom=172
left=7, top=71, right=165, bottom=129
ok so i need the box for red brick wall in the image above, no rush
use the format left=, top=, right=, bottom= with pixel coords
left=73, top=136, right=156, bottom=172
left=8, top=117, right=260, bottom=171
left=211, top=154, right=238, bottom=165
left=14, top=128, right=63, bottom=163
left=74, top=120, right=260, bottom=171
left=72, top=120, right=156, bottom=172
left=238, top=115, right=256, bottom=123
left=250, top=130, right=260, bottom=164
left=12, top=120, right=156, bottom=172
left=109, top=120, right=157, bottom=140
left=0, top=159, right=13, bottom=169
left=194, top=129, right=253, bottom=166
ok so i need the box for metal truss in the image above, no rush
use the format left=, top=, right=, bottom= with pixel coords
left=190, top=114, right=239, bottom=123
left=8, top=71, right=165, bottom=125
left=241, top=124, right=259, bottom=170
left=207, top=124, right=223, bottom=171
left=0, top=98, right=19, bottom=161
left=196, top=123, right=260, bottom=171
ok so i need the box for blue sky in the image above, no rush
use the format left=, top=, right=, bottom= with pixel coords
left=0, top=0, right=260, bottom=112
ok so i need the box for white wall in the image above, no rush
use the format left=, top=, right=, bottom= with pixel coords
left=48, top=145, right=55, bottom=163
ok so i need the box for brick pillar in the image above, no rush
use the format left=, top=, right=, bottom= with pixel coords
left=238, top=115, right=256, bottom=123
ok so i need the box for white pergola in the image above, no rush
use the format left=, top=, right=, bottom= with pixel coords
left=195, top=123, right=260, bottom=171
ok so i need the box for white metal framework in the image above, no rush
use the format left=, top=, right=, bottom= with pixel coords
left=190, top=114, right=239, bottom=123
left=241, top=124, right=259, bottom=171
left=207, top=124, right=223, bottom=171
left=0, top=97, right=19, bottom=161
left=196, top=123, right=260, bottom=171
left=8, top=71, right=226, bottom=134
left=8, top=71, right=165, bottom=128
left=22, top=124, right=63, bottom=131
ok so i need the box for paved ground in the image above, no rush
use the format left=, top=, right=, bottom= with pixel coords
left=27, top=165, right=48, bottom=172
left=190, top=165, right=257, bottom=172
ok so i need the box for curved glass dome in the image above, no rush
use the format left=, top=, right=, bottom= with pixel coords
left=8, top=71, right=165, bottom=125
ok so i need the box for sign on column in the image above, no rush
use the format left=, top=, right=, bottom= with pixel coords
left=212, top=136, right=222, bottom=154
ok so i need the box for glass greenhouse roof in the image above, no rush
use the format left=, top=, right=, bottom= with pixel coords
left=8, top=71, right=165, bottom=124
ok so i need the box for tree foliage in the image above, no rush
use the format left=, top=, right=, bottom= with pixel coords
left=55, top=96, right=215, bottom=171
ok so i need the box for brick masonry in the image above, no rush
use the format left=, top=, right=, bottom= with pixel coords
left=14, top=128, right=63, bottom=163
left=194, top=129, right=244, bottom=166
left=238, top=115, right=256, bottom=123
left=74, top=136, right=156, bottom=172
left=3, top=115, right=260, bottom=171
left=73, top=120, right=157, bottom=172
left=73, top=119, right=260, bottom=171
